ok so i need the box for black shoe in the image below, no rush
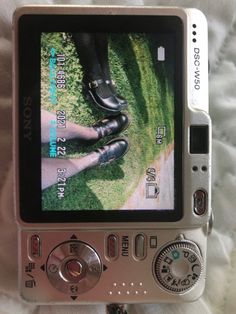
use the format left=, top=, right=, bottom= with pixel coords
left=93, top=113, right=130, bottom=139
left=96, top=137, right=129, bottom=166
left=106, top=79, right=128, bottom=109
left=83, top=78, right=123, bottom=114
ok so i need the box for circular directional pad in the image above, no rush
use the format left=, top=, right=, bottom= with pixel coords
left=46, top=241, right=102, bottom=295
left=153, top=240, right=203, bottom=293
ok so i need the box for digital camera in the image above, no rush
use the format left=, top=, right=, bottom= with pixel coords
left=13, top=5, right=211, bottom=304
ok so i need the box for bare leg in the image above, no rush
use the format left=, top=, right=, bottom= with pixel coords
left=42, top=152, right=99, bottom=190
left=41, top=109, right=98, bottom=143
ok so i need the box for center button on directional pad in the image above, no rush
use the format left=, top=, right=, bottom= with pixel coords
left=65, top=259, right=83, bottom=280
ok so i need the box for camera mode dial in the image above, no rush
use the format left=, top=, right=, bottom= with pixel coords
left=153, top=239, right=203, bottom=293
left=46, top=240, right=102, bottom=295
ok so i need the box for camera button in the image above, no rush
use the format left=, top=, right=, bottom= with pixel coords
left=134, top=234, right=146, bottom=260
left=107, top=234, right=119, bottom=259
left=193, top=190, right=207, bottom=215
left=153, top=240, right=203, bottom=293
left=47, top=241, right=102, bottom=295
left=65, top=259, right=83, bottom=280
left=30, top=234, right=41, bottom=259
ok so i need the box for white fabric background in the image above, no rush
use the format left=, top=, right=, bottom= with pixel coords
left=0, top=0, right=236, bottom=313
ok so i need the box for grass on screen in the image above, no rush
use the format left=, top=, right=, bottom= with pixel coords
left=41, top=33, right=174, bottom=210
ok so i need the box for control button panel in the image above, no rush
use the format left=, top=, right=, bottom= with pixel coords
left=153, top=240, right=203, bottom=293
left=46, top=241, right=102, bottom=295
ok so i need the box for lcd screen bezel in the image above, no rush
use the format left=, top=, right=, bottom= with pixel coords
left=17, top=13, right=183, bottom=223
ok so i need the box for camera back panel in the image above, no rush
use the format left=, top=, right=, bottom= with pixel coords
left=13, top=6, right=211, bottom=304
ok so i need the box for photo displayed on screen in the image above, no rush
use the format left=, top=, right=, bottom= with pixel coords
left=40, top=32, right=175, bottom=211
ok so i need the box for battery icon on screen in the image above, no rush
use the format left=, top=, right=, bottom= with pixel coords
left=157, top=46, right=165, bottom=61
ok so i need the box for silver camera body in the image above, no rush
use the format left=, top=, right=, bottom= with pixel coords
left=13, top=6, right=211, bottom=304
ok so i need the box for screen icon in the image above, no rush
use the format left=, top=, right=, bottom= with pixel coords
left=146, top=183, right=160, bottom=199
left=157, top=46, right=165, bottom=61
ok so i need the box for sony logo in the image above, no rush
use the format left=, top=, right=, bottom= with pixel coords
left=23, top=96, right=33, bottom=142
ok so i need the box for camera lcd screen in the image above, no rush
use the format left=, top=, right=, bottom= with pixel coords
left=18, top=14, right=183, bottom=222
left=41, top=32, right=175, bottom=211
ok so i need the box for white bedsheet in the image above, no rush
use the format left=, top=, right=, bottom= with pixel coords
left=0, top=0, right=236, bottom=313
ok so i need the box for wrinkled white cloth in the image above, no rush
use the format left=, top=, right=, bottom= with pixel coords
left=0, top=0, right=236, bottom=313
